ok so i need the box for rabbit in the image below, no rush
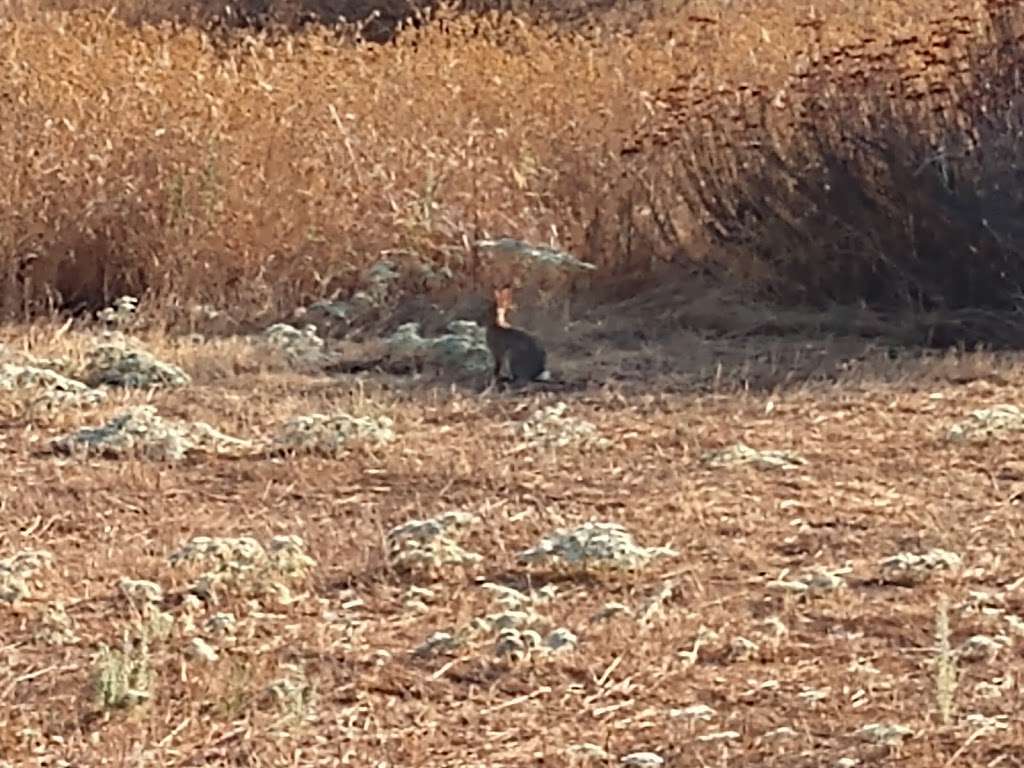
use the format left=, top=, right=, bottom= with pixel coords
left=486, top=287, right=550, bottom=384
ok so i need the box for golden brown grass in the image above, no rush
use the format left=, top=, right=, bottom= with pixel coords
left=0, top=1, right=684, bottom=321
left=3, top=0, right=1020, bottom=338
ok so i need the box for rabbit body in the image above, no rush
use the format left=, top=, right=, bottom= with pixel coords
left=486, top=288, right=548, bottom=383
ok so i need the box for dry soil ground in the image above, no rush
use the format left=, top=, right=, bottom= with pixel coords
left=2, top=321, right=1024, bottom=767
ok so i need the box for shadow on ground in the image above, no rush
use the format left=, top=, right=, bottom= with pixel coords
left=328, top=267, right=1024, bottom=397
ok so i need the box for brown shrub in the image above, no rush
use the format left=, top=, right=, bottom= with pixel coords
left=624, top=0, right=1024, bottom=326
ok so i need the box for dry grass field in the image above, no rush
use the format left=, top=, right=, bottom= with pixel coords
left=3, top=0, right=1024, bottom=764
left=3, top=319, right=1024, bottom=766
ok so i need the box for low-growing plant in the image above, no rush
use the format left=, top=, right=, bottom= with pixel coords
left=90, top=633, right=154, bottom=713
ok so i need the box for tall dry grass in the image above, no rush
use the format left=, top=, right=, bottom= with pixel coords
left=3, top=0, right=1023, bottom=340
left=1, top=2, right=682, bottom=321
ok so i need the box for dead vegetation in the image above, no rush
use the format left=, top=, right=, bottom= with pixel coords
left=623, top=0, right=1024, bottom=336
left=4, top=0, right=1024, bottom=764
left=0, top=0, right=668, bottom=323
left=2, top=0, right=1022, bottom=351
left=2, top=321, right=1024, bottom=765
